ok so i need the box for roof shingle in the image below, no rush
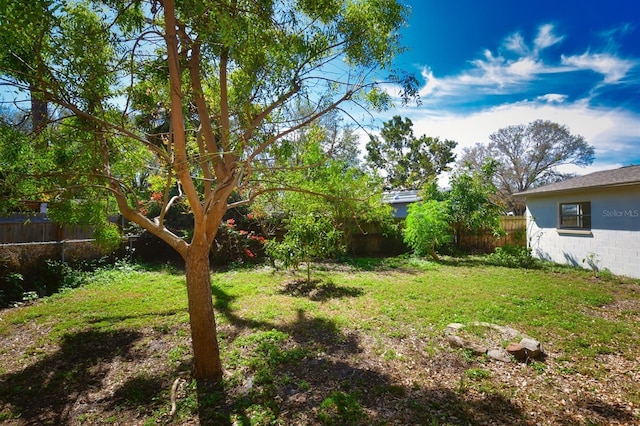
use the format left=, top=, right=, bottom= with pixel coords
left=515, top=165, right=640, bottom=196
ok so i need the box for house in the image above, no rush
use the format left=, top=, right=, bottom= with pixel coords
left=515, top=165, right=640, bottom=278
left=382, top=190, right=422, bottom=218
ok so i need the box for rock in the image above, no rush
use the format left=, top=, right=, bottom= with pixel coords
left=520, top=337, right=544, bottom=360
left=444, top=322, right=546, bottom=362
left=487, top=348, right=512, bottom=362
left=447, top=334, right=465, bottom=348
left=473, top=321, right=494, bottom=329
left=507, top=342, right=528, bottom=361
left=445, top=323, right=465, bottom=335
left=467, top=342, right=488, bottom=355
left=446, top=334, right=487, bottom=354
left=469, top=321, right=521, bottom=341
left=500, top=326, right=521, bottom=341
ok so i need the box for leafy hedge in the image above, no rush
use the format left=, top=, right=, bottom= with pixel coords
left=0, top=257, right=102, bottom=308
left=485, top=245, right=539, bottom=269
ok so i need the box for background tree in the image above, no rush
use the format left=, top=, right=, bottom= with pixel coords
left=0, top=0, right=55, bottom=133
left=366, top=115, right=457, bottom=190
left=0, top=0, right=413, bottom=382
left=459, top=120, right=594, bottom=214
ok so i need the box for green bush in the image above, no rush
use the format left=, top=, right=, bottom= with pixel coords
left=0, top=257, right=108, bottom=307
left=403, top=200, right=451, bottom=260
left=0, top=271, right=25, bottom=307
left=486, top=245, right=538, bottom=269
left=34, top=259, right=88, bottom=295
left=266, top=213, right=344, bottom=282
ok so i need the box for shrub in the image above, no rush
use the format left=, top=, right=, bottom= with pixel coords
left=266, top=213, right=344, bottom=282
left=0, top=256, right=106, bottom=307
left=0, top=271, right=25, bottom=307
left=403, top=200, right=451, bottom=260
left=486, top=245, right=538, bottom=269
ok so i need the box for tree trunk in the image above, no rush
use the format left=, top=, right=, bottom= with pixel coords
left=185, top=239, right=223, bottom=382
left=428, top=248, right=440, bottom=261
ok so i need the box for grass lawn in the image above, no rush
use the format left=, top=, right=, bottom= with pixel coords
left=0, top=257, right=639, bottom=425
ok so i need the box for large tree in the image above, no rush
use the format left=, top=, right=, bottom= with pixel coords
left=0, top=0, right=412, bottom=381
left=459, top=120, right=594, bottom=214
left=366, top=115, right=457, bottom=190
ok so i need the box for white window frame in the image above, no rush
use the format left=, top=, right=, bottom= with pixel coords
left=557, top=201, right=592, bottom=233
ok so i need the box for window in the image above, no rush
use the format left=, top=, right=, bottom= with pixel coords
left=559, top=202, right=591, bottom=229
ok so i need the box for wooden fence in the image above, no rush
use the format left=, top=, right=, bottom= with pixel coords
left=457, top=216, right=527, bottom=253
left=1, top=213, right=527, bottom=260
left=348, top=216, right=527, bottom=257
left=0, top=214, right=94, bottom=244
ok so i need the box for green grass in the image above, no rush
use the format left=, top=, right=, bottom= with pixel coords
left=1, top=256, right=639, bottom=425
left=1, top=265, right=188, bottom=338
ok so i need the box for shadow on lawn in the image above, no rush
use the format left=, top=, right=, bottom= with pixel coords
left=208, top=284, right=638, bottom=425
left=279, top=278, right=364, bottom=301
left=2, top=283, right=629, bottom=425
left=208, top=285, right=534, bottom=425
left=0, top=329, right=143, bottom=425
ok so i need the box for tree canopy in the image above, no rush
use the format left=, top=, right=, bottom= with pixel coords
left=365, top=115, right=457, bottom=190
left=459, top=120, right=594, bottom=214
left=0, top=0, right=412, bottom=381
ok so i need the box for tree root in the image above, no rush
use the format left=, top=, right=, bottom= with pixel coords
left=169, top=377, right=182, bottom=416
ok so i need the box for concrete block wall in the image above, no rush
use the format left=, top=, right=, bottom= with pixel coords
left=525, top=186, right=640, bottom=279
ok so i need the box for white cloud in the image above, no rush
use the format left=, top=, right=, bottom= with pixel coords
left=598, top=23, right=635, bottom=52
left=382, top=21, right=637, bottom=110
left=419, top=67, right=442, bottom=96
left=504, top=32, right=528, bottom=55
left=561, top=52, right=634, bottom=83
left=408, top=24, right=570, bottom=98
left=534, top=24, right=564, bottom=52
left=400, top=99, right=640, bottom=170
left=507, top=57, right=542, bottom=76
left=536, top=94, right=568, bottom=103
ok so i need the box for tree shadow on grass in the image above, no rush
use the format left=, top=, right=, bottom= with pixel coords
left=0, top=329, right=142, bottom=425
left=207, top=303, right=531, bottom=425
left=576, top=397, right=638, bottom=425
left=279, top=279, right=364, bottom=301
left=2, top=282, right=614, bottom=425
left=205, top=285, right=533, bottom=425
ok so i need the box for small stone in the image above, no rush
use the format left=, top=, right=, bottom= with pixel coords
left=520, top=337, right=544, bottom=360
left=487, top=348, right=511, bottom=362
left=446, top=335, right=487, bottom=355
left=507, top=342, right=528, bottom=361
left=447, top=334, right=465, bottom=348
left=445, top=323, right=465, bottom=335
left=467, top=342, right=488, bottom=355
left=501, top=327, right=521, bottom=340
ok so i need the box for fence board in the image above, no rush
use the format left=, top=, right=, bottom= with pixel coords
left=0, top=215, right=94, bottom=244
left=458, top=216, right=526, bottom=253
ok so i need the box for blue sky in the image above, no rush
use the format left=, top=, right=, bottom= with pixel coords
left=376, top=0, right=640, bottom=175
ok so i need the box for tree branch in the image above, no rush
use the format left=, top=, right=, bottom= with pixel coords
left=162, top=0, right=203, bottom=222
